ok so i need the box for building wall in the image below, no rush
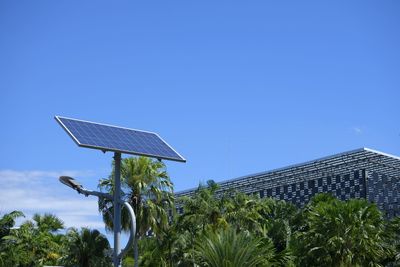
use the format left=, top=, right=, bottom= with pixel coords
left=263, top=170, right=367, bottom=207
left=177, top=168, right=400, bottom=217
left=368, top=171, right=400, bottom=217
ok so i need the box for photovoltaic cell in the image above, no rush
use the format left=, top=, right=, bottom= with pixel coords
left=55, top=116, right=186, bottom=162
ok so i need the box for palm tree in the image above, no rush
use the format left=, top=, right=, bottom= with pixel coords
left=195, top=227, right=275, bottom=267
left=293, top=193, right=389, bottom=266
left=175, top=181, right=227, bottom=265
left=31, top=213, right=65, bottom=265
left=5, top=221, right=37, bottom=266
left=62, top=227, right=111, bottom=267
left=223, top=192, right=267, bottom=232
left=219, top=193, right=296, bottom=266
left=260, top=198, right=297, bottom=252
left=0, top=211, right=24, bottom=266
left=1, top=213, right=65, bottom=266
left=179, top=181, right=224, bottom=231
left=384, top=216, right=400, bottom=265
left=98, top=156, right=174, bottom=267
left=32, top=213, right=64, bottom=233
left=0, top=210, right=24, bottom=239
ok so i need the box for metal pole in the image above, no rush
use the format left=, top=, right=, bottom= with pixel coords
left=113, top=152, right=122, bottom=267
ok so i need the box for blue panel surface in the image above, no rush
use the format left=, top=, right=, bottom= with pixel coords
left=55, top=116, right=185, bottom=162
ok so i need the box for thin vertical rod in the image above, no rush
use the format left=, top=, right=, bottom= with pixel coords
left=113, top=152, right=122, bottom=267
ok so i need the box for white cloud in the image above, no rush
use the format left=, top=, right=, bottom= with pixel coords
left=0, top=170, right=94, bottom=185
left=352, top=127, right=363, bottom=134
left=0, top=169, right=106, bottom=230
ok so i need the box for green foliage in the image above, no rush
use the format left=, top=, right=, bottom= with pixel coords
left=195, top=227, right=275, bottom=267
left=138, top=183, right=296, bottom=266
left=135, top=185, right=400, bottom=267
left=378, top=216, right=400, bottom=266
left=98, top=156, right=175, bottom=267
left=0, top=212, right=111, bottom=267
left=99, top=157, right=174, bottom=234
left=122, top=256, right=135, bottom=267
left=0, top=213, right=64, bottom=267
left=292, top=194, right=390, bottom=267
left=0, top=210, right=25, bottom=267
left=2, top=166, right=400, bottom=267
left=61, top=227, right=112, bottom=267
left=0, top=210, right=24, bottom=239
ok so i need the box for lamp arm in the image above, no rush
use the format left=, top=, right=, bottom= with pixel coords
left=78, top=188, right=113, bottom=201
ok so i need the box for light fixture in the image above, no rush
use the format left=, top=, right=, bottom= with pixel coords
left=59, top=175, right=136, bottom=261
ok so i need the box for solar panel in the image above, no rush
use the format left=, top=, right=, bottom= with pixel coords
left=55, top=116, right=186, bottom=162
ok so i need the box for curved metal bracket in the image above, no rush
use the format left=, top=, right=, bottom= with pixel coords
left=118, top=201, right=136, bottom=260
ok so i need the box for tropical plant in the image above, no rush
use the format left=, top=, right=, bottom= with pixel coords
left=0, top=210, right=24, bottom=239
left=137, top=218, right=194, bottom=267
left=195, top=227, right=275, bottom=267
left=175, top=181, right=225, bottom=265
left=62, top=227, right=112, bottom=267
left=32, top=213, right=64, bottom=233
left=382, top=216, right=400, bottom=266
left=98, top=156, right=174, bottom=267
left=179, top=180, right=224, bottom=231
left=256, top=198, right=297, bottom=266
left=260, top=198, right=297, bottom=252
left=223, top=192, right=264, bottom=232
left=292, top=194, right=390, bottom=267
left=1, top=213, right=65, bottom=267
left=32, top=213, right=65, bottom=265
left=0, top=210, right=24, bottom=267
left=175, top=184, right=299, bottom=267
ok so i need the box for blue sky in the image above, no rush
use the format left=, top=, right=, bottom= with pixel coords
left=1, top=0, right=399, bottom=234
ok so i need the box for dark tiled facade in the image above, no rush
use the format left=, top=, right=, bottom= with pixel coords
left=264, top=170, right=367, bottom=206
left=176, top=148, right=400, bottom=217
left=368, top=171, right=400, bottom=217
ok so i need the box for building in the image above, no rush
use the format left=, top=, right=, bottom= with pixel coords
left=175, top=148, right=400, bottom=217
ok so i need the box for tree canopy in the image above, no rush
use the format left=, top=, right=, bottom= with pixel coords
left=2, top=158, right=400, bottom=267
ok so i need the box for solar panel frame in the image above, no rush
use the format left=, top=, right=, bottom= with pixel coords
left=55, top=116, right=186, bottom=162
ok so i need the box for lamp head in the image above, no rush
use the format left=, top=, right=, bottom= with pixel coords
left=59, top=176, right=83, bottom=193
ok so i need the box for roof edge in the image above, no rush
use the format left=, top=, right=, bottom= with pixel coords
left=175, top=147, right=400, bottom=195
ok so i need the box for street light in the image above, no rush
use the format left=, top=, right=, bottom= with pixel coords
left=55, top=116, right=185, bottom=267
left=59, top=176, right=136, bottom=262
